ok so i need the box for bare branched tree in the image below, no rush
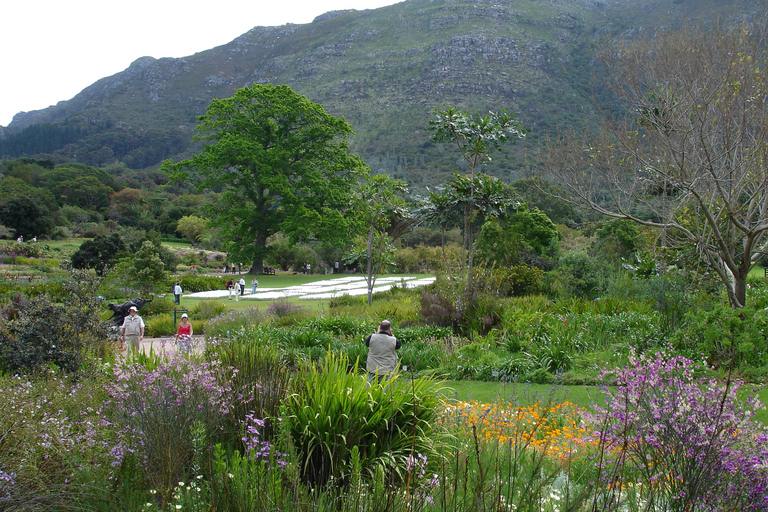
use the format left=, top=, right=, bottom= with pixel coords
left=545, top=18, right=768, bottom=308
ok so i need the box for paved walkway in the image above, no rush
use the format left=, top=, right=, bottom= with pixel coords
left=115, top=335, right=205, bottom=357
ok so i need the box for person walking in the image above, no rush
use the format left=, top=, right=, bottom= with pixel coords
left=175, top=313, right=194, bottom=354
left=239, top=276, right=246, bottom=297
left=121, top=306, right=145, bottom=355
left=173, top=281, right=183, bottom=304
left=364, top=319, right=400, bottom=383
left=234, top=279, right=241, bottom=301
left=251, top=277, right=258, bottom=295
left=226, top=278, right=234, bottom=300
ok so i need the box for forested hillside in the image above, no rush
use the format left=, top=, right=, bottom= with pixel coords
left=1, top=0, right=761, bottom=187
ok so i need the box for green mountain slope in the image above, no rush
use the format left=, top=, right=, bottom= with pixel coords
left=1, top=0, right=762, bottom=188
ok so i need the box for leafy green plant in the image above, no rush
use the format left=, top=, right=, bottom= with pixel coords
left=188, top=299, right=227, bottom=320
left=302, top=315, right=372, bottom=337
left=281, top=352, right=445, bottom=487
left=0, top=270, right=110, bottom=374
left=209, top=337, right=292, bottom=443
left=670, top=304, right=768, bottom=368
left=166, top=274, right=226, bottom=293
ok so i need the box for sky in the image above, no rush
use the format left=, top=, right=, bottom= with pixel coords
left=0, top=0, right=402, bottom=127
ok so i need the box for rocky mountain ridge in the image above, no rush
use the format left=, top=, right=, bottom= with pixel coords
left=1, top=0, right=762, bottom=187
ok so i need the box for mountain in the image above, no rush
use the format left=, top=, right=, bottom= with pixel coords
left=0, top=0, right=763, bottom=188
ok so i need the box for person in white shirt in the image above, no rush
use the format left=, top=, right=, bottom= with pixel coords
left=173, top=281, right=183, bottom=304
left=121, top=306, right=145, bottom=354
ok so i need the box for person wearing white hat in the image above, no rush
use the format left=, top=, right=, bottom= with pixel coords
left=175, top=313, right=194, bottom=353
left=121, top=306, right=144, bottom=354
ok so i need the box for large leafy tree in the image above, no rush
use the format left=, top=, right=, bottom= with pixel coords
left=545, top=21, right=768, bottom=309
left=475, top=204, right=561, bottom=270
left=71, top=233, right=127, bottom=274
left=0, top=177, right=60, bottom=238
left=163, top=84, right=366, bottom=274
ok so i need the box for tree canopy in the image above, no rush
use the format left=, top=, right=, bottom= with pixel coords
left=162, top=84, right=367, bottom=274
left=545, top=20, right=768, bottom=309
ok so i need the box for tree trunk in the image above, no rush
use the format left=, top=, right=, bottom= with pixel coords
left=730, top=268, right=748, bottom=309
left=441, top=228, right=449, bottom=274
left=249, top=231, right=268, bottom=275
left=366, top=224, right=375, bottom=306
left=249, top=260, right=264, bottom=275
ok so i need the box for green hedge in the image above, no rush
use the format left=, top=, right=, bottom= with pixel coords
left=165, top=274, right=227, bottom=293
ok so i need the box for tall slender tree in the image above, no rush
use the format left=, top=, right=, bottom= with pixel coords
left=430, top=106, right=526, bottom=289
left=348, top=173, right=410, bottom=306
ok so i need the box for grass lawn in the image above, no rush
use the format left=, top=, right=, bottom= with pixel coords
left=163, top=241, right=195, bottom=249
left=444, top=379, right=768, bottom=425
left=442, top=380, right=602, bottom=408
left=177, top=295, right=330, bottom=314
left=42, top=238, right=86, bottom=250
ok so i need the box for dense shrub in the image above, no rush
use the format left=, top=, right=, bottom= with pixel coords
left=132, top=295, right=175, bottom=318
left=71, top=233, right=126, bottom=274
left=473, top=264, right=544, bottom=297
left=589, top=351, right=768, bottom=510
left=419, top=288, right=460, bottom=328
left=670, top=304, right=768, bottom=369
left=143, top=314, right=204, bottom=338
left=204, top=307, right=267, bottom=338
left=0, top=270, right=111, bottom=374
left=188, top=299, right=227, bottom=320
left=105, top=356, right=237, bottom=507
left=548, top=250, right=607, bottom=300
left=393, top=243, right=461, bottom=273
left=0, top=241, right=45, bottom=258
left=0, top=373, right=117, bottom=510
left=167, top=274, right=227, bottom=293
